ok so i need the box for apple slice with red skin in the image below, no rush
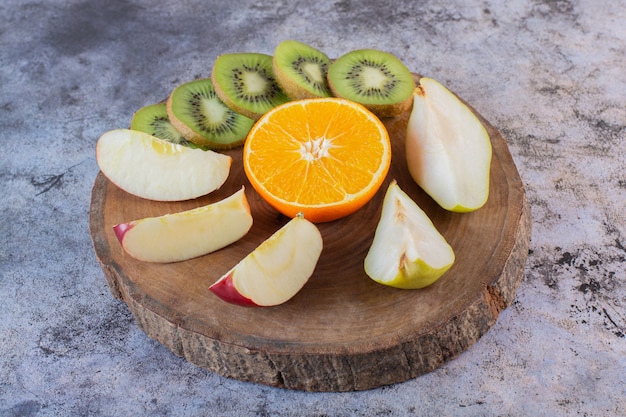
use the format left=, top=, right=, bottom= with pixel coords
left=209, top=213, right=323, bottom=307
left=209, top=273, right=257, bottom=307
left=113, top=187, right=252, bottom=263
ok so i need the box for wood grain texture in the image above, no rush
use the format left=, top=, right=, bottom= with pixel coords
left=89, top=78, right=531, bottom=392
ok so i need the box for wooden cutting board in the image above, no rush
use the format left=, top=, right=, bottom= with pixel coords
left=89, top=78, right=531, bottom=392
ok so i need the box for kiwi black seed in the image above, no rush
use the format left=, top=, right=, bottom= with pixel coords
left=166, top=78, right=255, bottom=149
left=327, top=49, right=416, bottom=118
left=273, top=40, right=332, bottom=100
left=211, top=53, right=290, bottom=120
left=131, top=102, right=195, bottom=146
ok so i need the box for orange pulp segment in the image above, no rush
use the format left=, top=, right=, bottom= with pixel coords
left=243, top=97, right=391, bottom=223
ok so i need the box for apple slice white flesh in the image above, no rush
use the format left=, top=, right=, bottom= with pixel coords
left=96, top=129, right=231, bottom=201
left=405, top=77, right=492, bottom=212
left=364, top=181, right=455, bottom=289
left=209, top=213, right=323, bottom=307
left=113, top=187, right=252, bottom=263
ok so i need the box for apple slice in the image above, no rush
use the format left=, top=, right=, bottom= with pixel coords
left=96, top=129, right=231, bottom=201
left=364, top=181, right=455, bottom=289
left=113, top=187, right=252, bottom=263
left=405, top=77, right=492, bottom=212
left=209, top=213, right=323, bottom=307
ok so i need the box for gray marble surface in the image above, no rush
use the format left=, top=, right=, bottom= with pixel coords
left=2, top=0, right=625, bottom=415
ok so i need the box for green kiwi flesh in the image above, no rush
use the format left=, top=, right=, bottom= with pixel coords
left=327, top=49, right=416, bottom=118
left=273, top=40, right=332, bottom=100
left=131, top=103, right=197, bottom=146
left=211, top=53, right=289, bottom=120
left=166, top=78, right=255, bottom=149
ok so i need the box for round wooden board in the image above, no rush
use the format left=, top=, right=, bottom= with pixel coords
left=90, top=78, right=531, bottom=392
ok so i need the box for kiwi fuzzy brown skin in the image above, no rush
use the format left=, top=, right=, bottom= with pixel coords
left=166, top=78, right=255, bottom=150
left=211, top=53, right=289, bottom=120
left=327, top=49, right=416, bottom=118
left=272, top=40, right=332, bottom=100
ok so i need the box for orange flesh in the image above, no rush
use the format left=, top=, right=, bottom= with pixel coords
left=244, top=98, right=391, bottom=223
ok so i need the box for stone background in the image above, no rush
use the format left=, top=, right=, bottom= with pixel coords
left=1, top=0, right=624, bottom=415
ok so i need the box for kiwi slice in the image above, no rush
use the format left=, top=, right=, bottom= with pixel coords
left=273, top=40, right=332, bottom=100
left=131, top=102, right=195, bottom=146
left=166, top=78, right=255, bottom=149
left=211, top=53, right=290, bottom=120
left=327, top=49, right=416, bottom=118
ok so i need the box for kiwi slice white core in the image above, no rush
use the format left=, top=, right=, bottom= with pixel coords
left=303, top=62, right=325, bottom=83
left=242, top=71, right=269, bottom=94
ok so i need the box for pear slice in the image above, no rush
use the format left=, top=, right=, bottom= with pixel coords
left=113, top=187, right=252, bottom=263
left=405, top=77, right=492, bottom=212
left=364, top=181, right=455, bottom=289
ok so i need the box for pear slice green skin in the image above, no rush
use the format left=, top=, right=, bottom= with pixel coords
left=364, top=181, right=455, bottom=289
left=382, top=257, right=454, bottom=290
left=405, top=77, right=492, bottom=212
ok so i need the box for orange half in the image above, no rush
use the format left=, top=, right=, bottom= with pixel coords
left=243, top=97, right=391, bottom=223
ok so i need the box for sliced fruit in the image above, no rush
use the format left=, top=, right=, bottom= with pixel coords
left=166, top=78, right=255, bottom=149
left=113, top=187, right=252, bottom=263
left=273, top=40, right=332, bottom=100
left=209, top=213, right=323, bottom=307
left=364, top=181, right=455, bottom=289
left=327, top=49, right=415, bottom=118
left=243, top=97, right=391, bottom=223
left=130, top=102, right=193, bottom=146
left=96, top=129, right=231, bottom=201
left=406, top=77, right=492, bottom=212
left=211, top=53, right=290, bottom=120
